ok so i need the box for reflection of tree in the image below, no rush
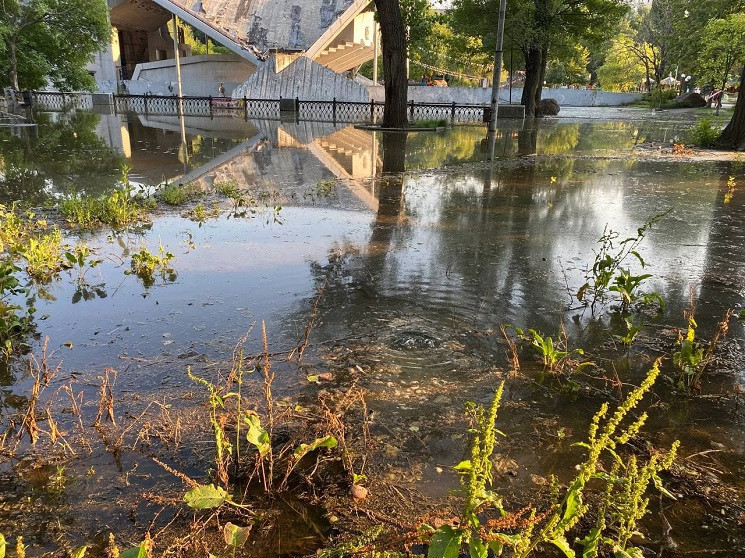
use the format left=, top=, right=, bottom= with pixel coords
left=697, top=163, right=745, bottom=332
left=0, top=113, right=122, bottom=204
left=403, top=127, right=482, bottom=169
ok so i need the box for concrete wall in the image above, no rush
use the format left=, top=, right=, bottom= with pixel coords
left=126, top=54, right=257, bottom=96
left=233, top=56, right=369, bottom=102
left=368, top=85, right=642, bottom=107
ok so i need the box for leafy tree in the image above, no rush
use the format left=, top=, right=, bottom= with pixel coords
left=596, top=33, right=648, bottom=91
left=0, top=0, right=109, bottom=91
left=452, top=0, right=628, bottom=117
left=697, top=14, right=745, bottom=94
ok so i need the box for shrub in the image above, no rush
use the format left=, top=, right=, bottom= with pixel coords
left=687, top=117, right=720, bottom=148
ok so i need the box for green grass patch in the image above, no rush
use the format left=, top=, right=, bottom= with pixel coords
left=157, top=182, right=203, bottom=206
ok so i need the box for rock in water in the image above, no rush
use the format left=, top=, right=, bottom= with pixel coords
left=539, top=98, right=560, bottom=116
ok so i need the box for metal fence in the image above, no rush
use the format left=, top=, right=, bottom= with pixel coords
left=30, top=91, right=493, bottom=125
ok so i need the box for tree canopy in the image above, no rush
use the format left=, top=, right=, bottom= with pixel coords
left=0, top=0, right=110, bottom=91
left=451, top=0, right=628, bottom=116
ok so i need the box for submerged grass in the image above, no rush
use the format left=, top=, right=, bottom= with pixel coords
left=158, top=182, right=203, bottom=206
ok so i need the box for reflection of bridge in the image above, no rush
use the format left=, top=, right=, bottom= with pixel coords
left=96, top=113, right=382, bottom=210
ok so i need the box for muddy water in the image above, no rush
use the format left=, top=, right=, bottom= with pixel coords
left=1, top=109, right=744, bottom=555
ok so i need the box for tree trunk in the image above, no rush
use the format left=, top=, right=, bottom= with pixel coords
left=534, top=46, right=548, bottom=115
left=373, top=0, right=408, bottom=128
left=718, top=63, right=745, bottom=150
left=9, top=38, right=19, bottom=90
left=521, top=47, right=542, bottom=118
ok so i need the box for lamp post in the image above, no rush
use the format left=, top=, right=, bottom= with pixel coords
left=680, top=74, right=686, bottom=95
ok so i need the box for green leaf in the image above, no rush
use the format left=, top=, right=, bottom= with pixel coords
left=427, top=525, right=462, bottom=558
left=183, top=484, right=229, bottom=510
left=562, top=485, right=583, bottom=526
left=469, top=537, right=488, bottom=558
left=550, top=536, right=576, bottom=558
left=223, top=522, right=251, bottom=548
left=613, top=547, right=644, bottom=558
left=71, top=546, right=88, bottom=558
left=652, top=474, right=677, bottom=500
left=487, top=540, right=504, bottom=556
left=293, top=435, right=338, bottom=461
left=244, top=412, right=271, bottom=457
left=120, top=543, right=148, bottom=558
left=578, top=526, right=601, bottom=558
left=0, top=533, right=5, bottom=558
left=453, top=460, right=472, bottom=472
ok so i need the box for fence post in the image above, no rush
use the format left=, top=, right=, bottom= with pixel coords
left=370, top=99, right=374, bottom=122
left=409, top=99, right=415, bottom=120
left=332, top=97, right=337, bottom=122
left=243, top=95, right=248, bottom=121
left=144, top=93, right=149, bottom=115
left=451, top=101, right=456, bottom=123
left=209, top=95, right=213, bottom=119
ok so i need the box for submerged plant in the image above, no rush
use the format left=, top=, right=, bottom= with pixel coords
left=507, top=325, right=587, bottom=375
left=673, top=309, right=732, bottom=392
left=60, top=166, right=142, bottom=229
left=577, top=213, right=668, bottom=313
left=158, top=181, right=202, bottom=206
left=21, top=227, right=63, bottom=283
left=0, top=260, right=35, bottom=357
left=126, top=242, right=176, bottom=287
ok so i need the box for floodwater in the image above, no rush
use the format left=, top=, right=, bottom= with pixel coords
left=0, top=108, right=744, bottom=556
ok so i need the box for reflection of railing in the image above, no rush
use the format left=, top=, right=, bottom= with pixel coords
left=29, top=91, right=505, bottom=125
left=31, top=91, right=93, bottom=111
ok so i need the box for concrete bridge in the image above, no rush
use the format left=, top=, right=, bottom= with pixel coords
left=103, top=0, right=376, bottom=101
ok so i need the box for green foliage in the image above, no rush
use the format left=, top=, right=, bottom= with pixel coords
left=506, top=362, right=676, bottom=558
left=126, top=243, right=176, bottom=287
left=223, top=522, right=251, bottom=550
left=423, top=365, right=678, bottom=558
left=426, top=382, right=505, bottom=558
left=577, top=213, right=667, bottom=313
left=618, top=317, right=641, bottom=347
left=687, top=117, right=721, bottom=147
left=697, top=14, right=745, bottom=89
left=0, top=0, right=110, bottom=90
left=215, top=180, right=240, bottom=198
left=183, top=484, right=231, bottom=510
left=524, top=328, right=584, bottom=372
left=244, top=412, right=271, bottom=457
left=672, top=316, right=705, bottom=391
left=596, top=25, right=648, bottom=92
left=157, top=182, right=203, bottom=206
left=20, top=227, right=62, bottom=283
left=602, top=443, right=679, bottom=554
left=638, top=88, right=678, bottom=108
left=60, top=167, right=142, bottom=229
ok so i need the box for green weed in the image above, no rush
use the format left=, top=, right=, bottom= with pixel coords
left=422, top=362, right=678, bottom=558
left=20, top=228, right=63, bottom=283
left=673, top=309, right=731, bottom=392
left=577, top=213, right=667, bottom=313
left=125, top=242, right=176, bottom=287
left=0, top=260, right=35, bottom=357
left=215, top=180, right=240, bottom=198
left=60, top=167, right=142, bottom=229
left=186, top=202, right=220, bottom=224
left=687, top=117, right=720, bottom=148
left=158, top=182, right=203, bottom=206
